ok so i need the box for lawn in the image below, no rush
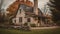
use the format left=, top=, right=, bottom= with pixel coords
left=0, top=28, right=60, bottom=34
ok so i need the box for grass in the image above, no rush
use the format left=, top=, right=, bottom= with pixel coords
left=0, top=28, right=60, bottom=34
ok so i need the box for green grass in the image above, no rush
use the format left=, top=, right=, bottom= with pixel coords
left=0, top=28, right=60, bottom=34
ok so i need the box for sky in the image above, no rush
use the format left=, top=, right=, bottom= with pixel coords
left=0, top=0, right=51, bottom=15
left=1, top=0, right=49, bottom=9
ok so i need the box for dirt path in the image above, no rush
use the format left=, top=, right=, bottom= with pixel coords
left=31, top=26, right=60, bottom=30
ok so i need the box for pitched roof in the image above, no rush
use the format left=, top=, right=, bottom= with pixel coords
left=6, top=0, right=46, bottom=19
left=15, top=4, right=43, bottom=17
left=6, top=0, right=33, bottom=13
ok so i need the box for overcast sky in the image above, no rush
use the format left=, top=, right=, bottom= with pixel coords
left=0, top=0, right=51, bottom=15
left=1, top=0, right=49, bottom=9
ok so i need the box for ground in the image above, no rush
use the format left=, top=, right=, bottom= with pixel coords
left=0, top=28, right=60, bottom=34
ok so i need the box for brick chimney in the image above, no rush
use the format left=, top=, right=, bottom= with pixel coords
left=34, top=0, right=38, bottom=15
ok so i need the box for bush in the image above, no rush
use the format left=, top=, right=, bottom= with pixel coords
left=24, top=23, right=28, bottom=26
left=23, top=23, right=31, bottom=31
left=30, top=24, right=36, bottom=27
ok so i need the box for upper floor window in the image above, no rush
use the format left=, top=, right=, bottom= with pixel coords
left=19, top=9, right=21, bottom=13
left=19, top=17, right=22, bottom=22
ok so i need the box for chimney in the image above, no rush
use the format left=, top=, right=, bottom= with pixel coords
left=34, top=0, right=38, bottom=15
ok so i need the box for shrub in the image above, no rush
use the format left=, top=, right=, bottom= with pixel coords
left=30, top=24, right=36, bottom=27
left=24, top=23, right=28, bottom=26
left=23, top=23, right=31, bottom=31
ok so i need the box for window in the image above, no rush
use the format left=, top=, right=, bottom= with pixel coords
left=19, top=9, right=21, bottom=13
left=19, top=17, right=22, bottom=22
left=27, top=18, right=30, bottom=22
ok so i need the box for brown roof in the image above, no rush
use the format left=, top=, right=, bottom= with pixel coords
left=6, top=0, right=33, bottom=13
left=6, top=0, right=34, bottom=19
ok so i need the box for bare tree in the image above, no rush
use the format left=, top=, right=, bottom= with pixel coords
left=0, top=0, right=3, bottom=12
left=0, top=0, right=4, bottom=23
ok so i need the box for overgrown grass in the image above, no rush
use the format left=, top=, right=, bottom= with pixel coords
left=0, top=28, right=60, bottom=34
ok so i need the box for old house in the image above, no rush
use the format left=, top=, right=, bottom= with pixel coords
left=6, top=0, right=53, bottom=27
left=12, top=0, right=43, bottom=26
